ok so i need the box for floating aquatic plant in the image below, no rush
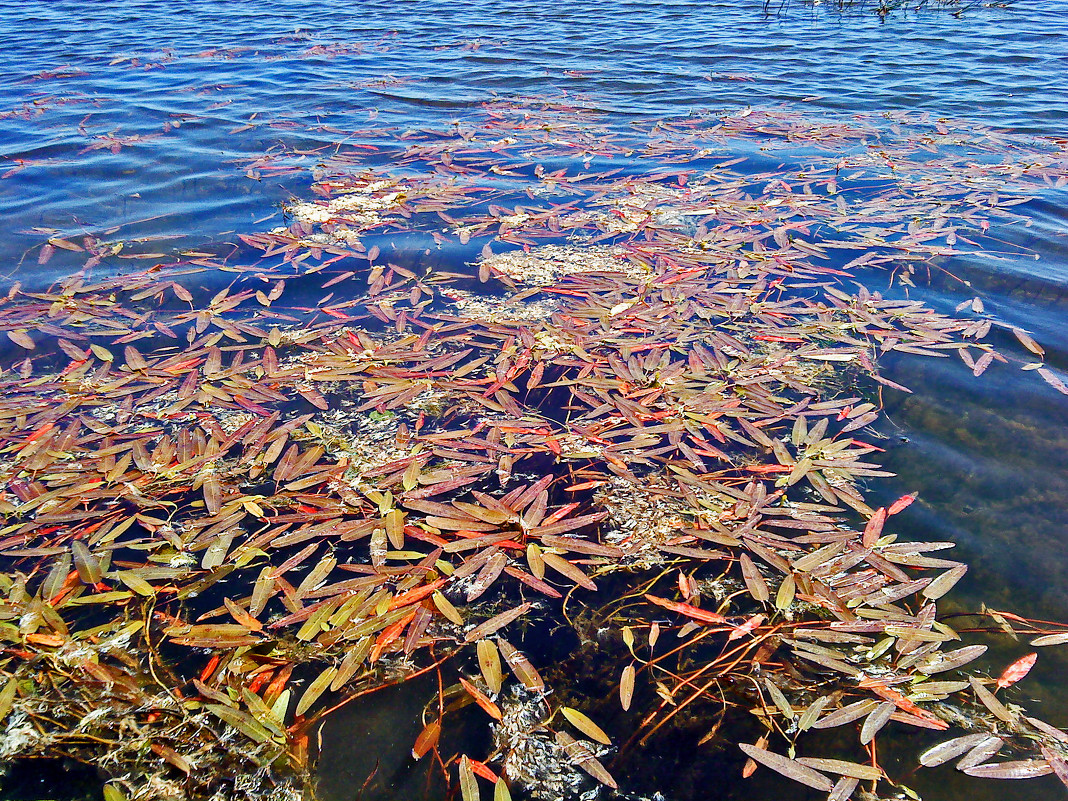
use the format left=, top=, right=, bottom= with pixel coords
left=1, top=98, right=1067, bottom=801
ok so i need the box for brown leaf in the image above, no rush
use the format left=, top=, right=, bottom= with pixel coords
left=963, top=760, right=1052, bottom=779
left=555, top=731, right=618, bottom=789
left=542, top=553, right=596, bottom=591
left=1012, top=328, right=1044, bottom=358
left=412, top=720, right=440, bottom=760
left=464, top=603, right=531, bottom=643
left=497, top=637, right=544, bottom=691
left=860, top=701, right=894, bottom=744
left=920, top=733, right=994, bottom=767
left=739, top=553, right=769, bottom=604
left=737, top=744, right=834, bottom=792
left=1038, top=368, right=1068, bottom=395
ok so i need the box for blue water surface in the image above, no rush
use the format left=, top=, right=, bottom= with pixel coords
left=2, top=0, right=1066, bottom=285
left=2, top=2, right=1068, bottom=799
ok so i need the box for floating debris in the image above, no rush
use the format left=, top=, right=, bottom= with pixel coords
left=481, top=245, right=646, bottom=285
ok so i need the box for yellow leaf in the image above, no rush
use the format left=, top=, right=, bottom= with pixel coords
left=0, top=676, right=17, bottom=721
left=295, top=666, right=337, bottom=717
left=620, top=664, right=635, bottom=711
left=477, top=639, right=503, bottom=694
left=459, top=755, right=479, bottom=801
left=775, top=574, right=796, bottom=611
left=89, top=343, right=114, bottom=362
left=562, top=706, right=611, bottom=744
left=432, top=591, right=463, bottom=624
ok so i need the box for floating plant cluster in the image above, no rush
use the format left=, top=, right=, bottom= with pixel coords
left=1, top=99, right=1068, bottom=801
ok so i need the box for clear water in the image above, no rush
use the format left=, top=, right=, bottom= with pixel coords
left=2, top=1, right=1068, bottom=799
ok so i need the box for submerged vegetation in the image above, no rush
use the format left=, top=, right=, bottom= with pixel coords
left=1, top=98, right=1068, bottom=801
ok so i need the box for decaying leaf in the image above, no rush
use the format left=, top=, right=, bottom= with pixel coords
left=497, top=637, right=544, bottom=692
left=555, top=730, right=618, bottom=789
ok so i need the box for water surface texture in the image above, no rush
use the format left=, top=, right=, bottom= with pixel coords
left=2, top=2, right=1068, bottom=800
left=3, top=0, right=1066, bottom=283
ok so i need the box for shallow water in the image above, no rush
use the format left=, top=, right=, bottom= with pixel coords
left=2, top=1, right=1068, bottom=800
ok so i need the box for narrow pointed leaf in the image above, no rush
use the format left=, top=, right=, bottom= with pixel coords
left=737, top=744, right=834, bottom=792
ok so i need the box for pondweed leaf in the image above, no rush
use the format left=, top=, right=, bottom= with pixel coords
left=1040, top=745, right=1068, bottom=790
left=1030, top=632, right=1068, bottom=647
left=459, top=755, right=479, bottom=801
left=920, top=733, right=992, bottom=767
left=295, top=666, right=337, bottom=717
left=827, top=776, right=860, bottom=801
left=963, top=760, right=1052, bottom=779
left=620, top=664, right=636, bottom=711
left=970, top=678, right=1015, bottom=723
left=0, top=677, right=17, bottom=722
left=3, top=97, right=1067, bottom=801
left=794, top=757, right=882, bottom=780
left=859, top=702, right=894, bottom=745
left=997, top=652, right=1038, bottom=689
left=497, top=637, right=544, bottom=692
left=738, top=743, right=834, bottom=792
left=739, top=552, right=769, bottom=603
left=956, top=736, right=1005, bottom=770
left=555, top=731, right=618, bottom=789
left=476, top=639, right=503, bottom=694
left=460, top=678, right=502, bottom=720
left=561, top=707, right=611, bottom=745
left=407, top=721, right=442, bottom=764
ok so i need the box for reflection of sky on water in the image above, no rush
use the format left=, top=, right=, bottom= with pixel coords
left=3, top=0, right=1067, bottom=278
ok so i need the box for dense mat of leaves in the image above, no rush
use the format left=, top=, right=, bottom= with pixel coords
left=2, top=100, right=1067, bottom=800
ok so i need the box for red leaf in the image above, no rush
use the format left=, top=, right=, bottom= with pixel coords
left=887, top=494, right=915, bottom=515
left=644, top=594, right=726, bottom=624
left=997, top=652, right=1038, bottom=689
left=459, top=677, right=502, bottom=720
left=862, top=507, right=886, bottom=547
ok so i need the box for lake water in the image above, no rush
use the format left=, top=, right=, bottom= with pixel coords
left=2, top=1, right=1068, bottom=800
